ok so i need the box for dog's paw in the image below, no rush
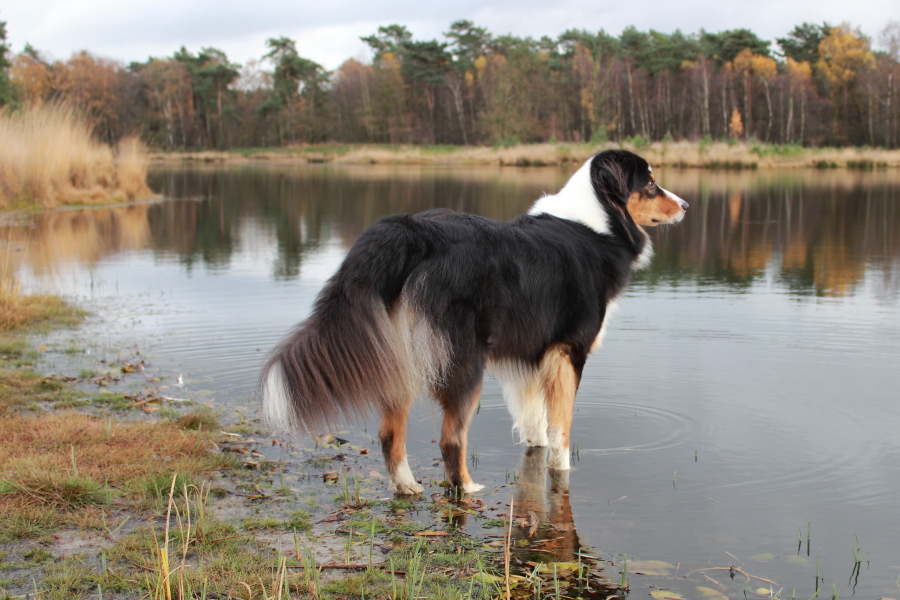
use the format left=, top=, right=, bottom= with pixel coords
left=390, top=480, right=425, bottom=495
left=463, top=481, right=485, bottom=494
left=547, top=449, right=571, bottom=470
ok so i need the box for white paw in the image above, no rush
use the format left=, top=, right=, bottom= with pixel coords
left=463, top=482, right=485, bottom=494
left=547, top=448, right=571, bottom=470
left=520, top=426, right=549, bottom=447
left=390, top=480, right=425, bottom=495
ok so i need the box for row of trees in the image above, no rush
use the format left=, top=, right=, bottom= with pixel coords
left=2, top=18, right=900, bottom=148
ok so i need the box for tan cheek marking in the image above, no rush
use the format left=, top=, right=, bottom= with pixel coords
left=626, top=192, right=656, bottom=226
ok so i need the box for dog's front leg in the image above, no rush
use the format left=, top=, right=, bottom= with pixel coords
left=542, top=347, right=580, bottom=470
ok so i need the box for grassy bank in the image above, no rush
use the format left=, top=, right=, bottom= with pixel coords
left=0, top=286, right=798, bottom=599
left=0, top=287, right=521, bottom=599
left=149, top=140, right=900, bottom=169
left=0, top=104, right=153, bottom=209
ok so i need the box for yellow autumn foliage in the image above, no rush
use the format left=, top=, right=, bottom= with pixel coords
left=733, top=48, right=777, bottom=82
left=816, top=25, right=875, bottom=89
left=786, top=57, right=813, bottom=82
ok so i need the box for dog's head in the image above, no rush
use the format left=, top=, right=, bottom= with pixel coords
left=589, top=150, right=688, bottom=228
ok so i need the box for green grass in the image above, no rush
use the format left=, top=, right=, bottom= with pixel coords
left=241, top=510, right=311, bottom=532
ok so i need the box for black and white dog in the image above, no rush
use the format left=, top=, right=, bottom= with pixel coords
left=261, top=149, right=688, bottom=494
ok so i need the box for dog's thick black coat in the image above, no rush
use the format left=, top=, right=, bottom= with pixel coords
left=261, top=149, right=686, bottom=494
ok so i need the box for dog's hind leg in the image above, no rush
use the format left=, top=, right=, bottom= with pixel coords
left=436, top=380, right=484, bottom=494
left=379, top=400, right=423, bottom=495
left=541, top=345, right=582, bottom=470
left=492, top=362, right=549, bottom=447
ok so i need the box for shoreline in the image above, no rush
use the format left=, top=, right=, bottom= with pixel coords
left=0, top=291, right=837, bottom=599
left=149, top=141, right=900, bottom=169
left=0, top=293, right=613, bottom=599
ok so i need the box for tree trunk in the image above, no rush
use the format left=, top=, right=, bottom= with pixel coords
left=744, top=70, right=752, bottom=140
left=800, top=88, right=806, bottom=146
left=701, top=61, right=710, bottom=137
left=762, top=79, right=773, bottom=143
left=446, top=76, right=468, bottom=145
left=216, top=80, right=225, bottom=150
left=786, top=81, right=794, bottom=144
left=886, top=72, right=893, bottom=148
left=722, top=75, right=729, bottom=139
left=626, top=61, right=636, bottom=135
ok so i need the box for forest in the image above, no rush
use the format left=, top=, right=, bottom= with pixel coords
left=2, top=18, right=899, bottom=149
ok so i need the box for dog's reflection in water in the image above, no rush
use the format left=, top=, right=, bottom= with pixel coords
left=510, top=446, right=582, bottom=563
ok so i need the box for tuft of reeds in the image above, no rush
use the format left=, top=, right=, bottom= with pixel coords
left=0, top=103, right=153, bottom=208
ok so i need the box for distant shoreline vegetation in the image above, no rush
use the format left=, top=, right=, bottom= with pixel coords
left=0, top=103, right=152, bottom=209
left=148, top=141, right=900, bottom=169
left=2, top=18, right=900, bottom=154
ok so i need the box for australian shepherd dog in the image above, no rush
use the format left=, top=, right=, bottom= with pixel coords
left=261, top=149, right=688, bottom=495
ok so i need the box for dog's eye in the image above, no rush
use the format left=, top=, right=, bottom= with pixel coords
left=648, top=181, right=655, bottom=189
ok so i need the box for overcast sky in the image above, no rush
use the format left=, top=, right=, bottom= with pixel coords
left=3, top=0, right=899, bottom=70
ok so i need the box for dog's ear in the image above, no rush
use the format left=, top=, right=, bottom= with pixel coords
left=589, top=151, right=642, bottom=248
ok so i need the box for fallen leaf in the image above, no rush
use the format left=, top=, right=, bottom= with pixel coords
left=536, top=562, right=579, bottom=574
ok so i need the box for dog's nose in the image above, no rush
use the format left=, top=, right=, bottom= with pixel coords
left=681, top=200, right=689, bottom=210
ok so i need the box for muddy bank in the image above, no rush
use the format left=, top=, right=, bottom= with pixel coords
left=0, top=304, right=626, bottom=600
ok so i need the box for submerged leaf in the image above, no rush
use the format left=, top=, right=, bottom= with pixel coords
left=631, top=560, right=675, bottom=576
left=751, top=553, right=776, bottom=562
left=696, top=586, right=729, bottom=600
left=650, top=590, right=685, bottom=600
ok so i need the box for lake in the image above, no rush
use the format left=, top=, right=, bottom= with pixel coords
left=9, top=163, right=900, bottom=599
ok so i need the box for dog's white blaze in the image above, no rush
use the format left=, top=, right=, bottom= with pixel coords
left=488, top=360, right=550, bottom=447
left=389, top=452, right=424, bottom=494
left=528, top=158, right=610, bottom=235
left=262, top=362, right=294, bottom=428
left=659, top=186, right=689, bottom=221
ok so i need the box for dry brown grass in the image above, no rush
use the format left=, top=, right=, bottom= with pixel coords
left=0, top=412, right=232, bottom=538
left=149, top=141, right=900, bottom=168
left=0, top=103, right=153, bottom=208
left=0, top=293, right=83, bottom=332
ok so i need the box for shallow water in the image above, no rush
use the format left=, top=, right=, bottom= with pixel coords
left=9, top=164, right=900, bottom=598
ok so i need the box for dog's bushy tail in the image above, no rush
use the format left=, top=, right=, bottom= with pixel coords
left=260, top=216, right=446, bottom=434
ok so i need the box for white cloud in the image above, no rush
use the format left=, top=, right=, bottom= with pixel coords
left=3, top=0, right=899, bottom=69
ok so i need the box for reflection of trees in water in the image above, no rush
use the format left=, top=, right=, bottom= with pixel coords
left=146, top=166, right=559, bottom=280
left=640, top=178, right=899, bottom=298
left=12, top=166, right=897, bottom=299
left=1, top=205, right=153, bottom=275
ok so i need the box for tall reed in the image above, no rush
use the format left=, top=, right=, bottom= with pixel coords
left=0, top=103, right=152, bottom=208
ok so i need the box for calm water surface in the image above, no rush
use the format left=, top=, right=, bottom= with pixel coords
left=10, top=164, right=900, bottom=599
